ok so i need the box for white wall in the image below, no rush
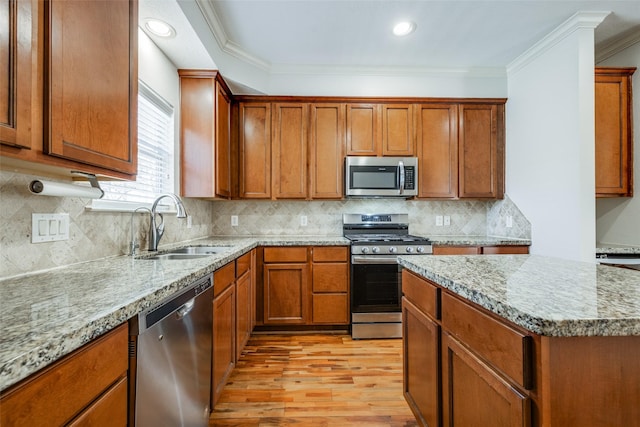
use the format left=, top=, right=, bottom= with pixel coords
left=506, top=15, right=604, bottom=262
left=596, top=40, right=640, bottom=248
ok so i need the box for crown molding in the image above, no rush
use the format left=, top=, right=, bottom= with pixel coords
left=269, top=64, right=507, bottom=78
left=596, top=28, right=640, bottom=63
left=507, top=11, right=611, bottom=75
left=195, top=0, right=271, bottom=71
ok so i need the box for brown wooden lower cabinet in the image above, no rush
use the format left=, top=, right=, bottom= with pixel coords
left=0, top=323, right=128, bottom=427
left=261, top=246, right=350, bottom=327
left=212, top=262, right=236, bottom=407
left=402, top=269, right=640, bottom=427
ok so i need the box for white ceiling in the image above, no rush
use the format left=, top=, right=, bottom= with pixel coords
left=139, top=0, right=640, bottom=94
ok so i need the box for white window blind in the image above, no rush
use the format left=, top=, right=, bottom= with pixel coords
left=100, top=81, right=174, bottom=205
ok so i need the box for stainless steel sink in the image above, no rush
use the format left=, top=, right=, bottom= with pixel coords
left=143, top=253, right=212, bottom=261
left=167, top=246, right=230, bottom=255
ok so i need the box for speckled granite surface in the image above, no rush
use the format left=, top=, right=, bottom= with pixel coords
left=429, top=236, right=531, bottom=246
left=398, top=255, right=640, bottom=338
left=596, top=244, right=640, bottom=255
left=0, top=236, right=348, bottom=391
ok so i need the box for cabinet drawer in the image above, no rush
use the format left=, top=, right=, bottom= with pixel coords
left=236, top=252, right=252, bottom=277
left=67, top=376, right=127, bottom=426
left=312, top=294, right=349, bottom=324
left=0, top=324, right=128, bottom=427
left=441, top=292, right=533, bottom=389
left=312, top=246, right=348, bottom=262
left=482, top=245, right=529, bottom=255
left=433, top=246, right=481, bottom=255
left=313, top=263, right=348, bottom=292
left=402, top=270, right=439, bottom=320
left=214, top=261, right=235, bottom=298
left=264, top=246, right=308, bottom=263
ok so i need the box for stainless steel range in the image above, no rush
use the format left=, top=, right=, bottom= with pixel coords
left=343, top=213, right=432, bottom=339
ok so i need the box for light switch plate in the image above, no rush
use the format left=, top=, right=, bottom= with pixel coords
left=32, top=213, right=69, bottom=243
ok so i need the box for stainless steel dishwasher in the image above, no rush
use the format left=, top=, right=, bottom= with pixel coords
left=130, top=274, right=213, bottom=427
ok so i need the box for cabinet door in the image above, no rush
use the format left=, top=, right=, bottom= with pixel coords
left=45, top=0, right=137, bottom=175
left=310, top=103, right=345, bottom=199
left=272, top=103, right=308, bottom=199
left=239, top=102, right=271, bottom=198
left=416, top=103, right=458, bottom=198
left=442, top=333, right=530, bottom=427
left=216, top=81, right=231, bottom=198
left=0, top=0, right=33, bottom=149
left=403, top=297, right=440, bottom=427
left=235, top=269, right=252, bottom=360
left=482, top=246, right=529, bottom=255
left=382, top=104, right=414, bottom=156
left=67, top=377, right=127, bottom=427
left=595, top=68, right=634, bottom=197
left=263, top=263, right=309, bottom=324
left=346, top=103, right=381, bottom=156
left=212, top=283, right=235, bottom=407
left=312, top=294, right=349, bottom=324
left=458, top=104, right=504, bottom=199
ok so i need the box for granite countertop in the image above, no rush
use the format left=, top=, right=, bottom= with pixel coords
left=0, top=235, right=349, bottom=392
left=429, top=236, right=531, bottom=246
left=398, top=254, right=640, bottom=338
left=596, top=243, right=640, bottom=255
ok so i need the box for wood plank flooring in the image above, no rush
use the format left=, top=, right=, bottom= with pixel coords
left=209, top=334, right=418, bottom=427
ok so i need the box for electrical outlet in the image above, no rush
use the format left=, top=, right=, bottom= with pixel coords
left=506, top=216, right=513, bottom=228
left=300, top=215, right=308, bottom=226
left=231, top=215, right=238, bottom=227
left=444, top=215, right=451, bottom=226
left=436, top=215, right=443, bottom=226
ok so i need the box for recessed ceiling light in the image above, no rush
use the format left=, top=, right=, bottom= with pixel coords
left=393, top=21, right=416, bottom=37
left=144, top=18, right=176, bottom=38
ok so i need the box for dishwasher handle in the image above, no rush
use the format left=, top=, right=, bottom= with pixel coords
left=176, top=299, right=195, bottom=319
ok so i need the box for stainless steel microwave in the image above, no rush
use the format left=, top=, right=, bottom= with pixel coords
left=345, top=156, right=418, bottom=197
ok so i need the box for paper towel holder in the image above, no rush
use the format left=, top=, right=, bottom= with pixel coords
left=29, top=171, right=105, bottom=199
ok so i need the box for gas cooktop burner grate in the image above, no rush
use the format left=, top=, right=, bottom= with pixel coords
left=345, top=234, right=431, bottom=244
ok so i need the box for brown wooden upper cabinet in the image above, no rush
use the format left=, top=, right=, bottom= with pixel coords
left=309, top=103, right=345, bottom=199
left=382, top=104, right=415, bottom=156
left=239, top=102, right=272, bottom=198
left=0, top=0, right=33, bottom=149
left=179, top=70, right=231, bottom=199
left=0, top=0, right=138, bottom=179
left=595, top=67, right=635, bottom=198
left=346, top=103, right=415, bottom=156
left=272, top=103, right=308, bottom=199
left=416, top=102, right=504, bottom=199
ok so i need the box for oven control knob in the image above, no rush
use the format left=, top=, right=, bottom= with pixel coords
left=416, top=246, right=424, bottom=253
left=372, top=247, right=380, bottom=253
left=361, top=247, right=369, bottom=254
left=388, top=246, right=397, bottom=253
left=406, top=247, right=414, bottom=253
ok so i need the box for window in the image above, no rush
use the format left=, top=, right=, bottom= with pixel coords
left=89, top=81, right=175, bottom=211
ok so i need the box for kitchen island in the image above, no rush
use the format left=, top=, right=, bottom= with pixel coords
left=398, top=254, right=640, bottom=427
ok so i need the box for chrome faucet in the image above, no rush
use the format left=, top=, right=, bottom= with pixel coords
left=149, top=193, right=188, bottom=251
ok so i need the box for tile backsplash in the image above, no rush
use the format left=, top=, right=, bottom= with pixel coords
left=0, top=169, right=530, bottom=278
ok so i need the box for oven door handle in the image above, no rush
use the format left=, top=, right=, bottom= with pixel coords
left=352, top=255, right=399, bottom=265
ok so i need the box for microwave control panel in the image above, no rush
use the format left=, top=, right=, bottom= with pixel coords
left=404, top=167, right=416, bottom=189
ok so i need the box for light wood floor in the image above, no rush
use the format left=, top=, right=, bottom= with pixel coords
left=209, top=334, right=418, bottom=427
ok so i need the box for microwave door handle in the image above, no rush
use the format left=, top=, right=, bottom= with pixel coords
left=398, top=161, right=405, bottom=195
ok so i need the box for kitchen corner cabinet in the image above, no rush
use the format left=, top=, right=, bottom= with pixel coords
left=272, top=103, right=309, bottom=199
left=0, top=0, right=138, bottom=179
left=595, top=67, right=635, bottom=197
left=309, top=103, right=345, bottom=199
left=261, top=246, right=350, bottom=326
left=0, top=324, right=128, bottom=426
left=239, top=102, right=272, bottom=198
left=179, top=70, right=232, bottom=199
left=416, top=102, right=504, bottom=199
